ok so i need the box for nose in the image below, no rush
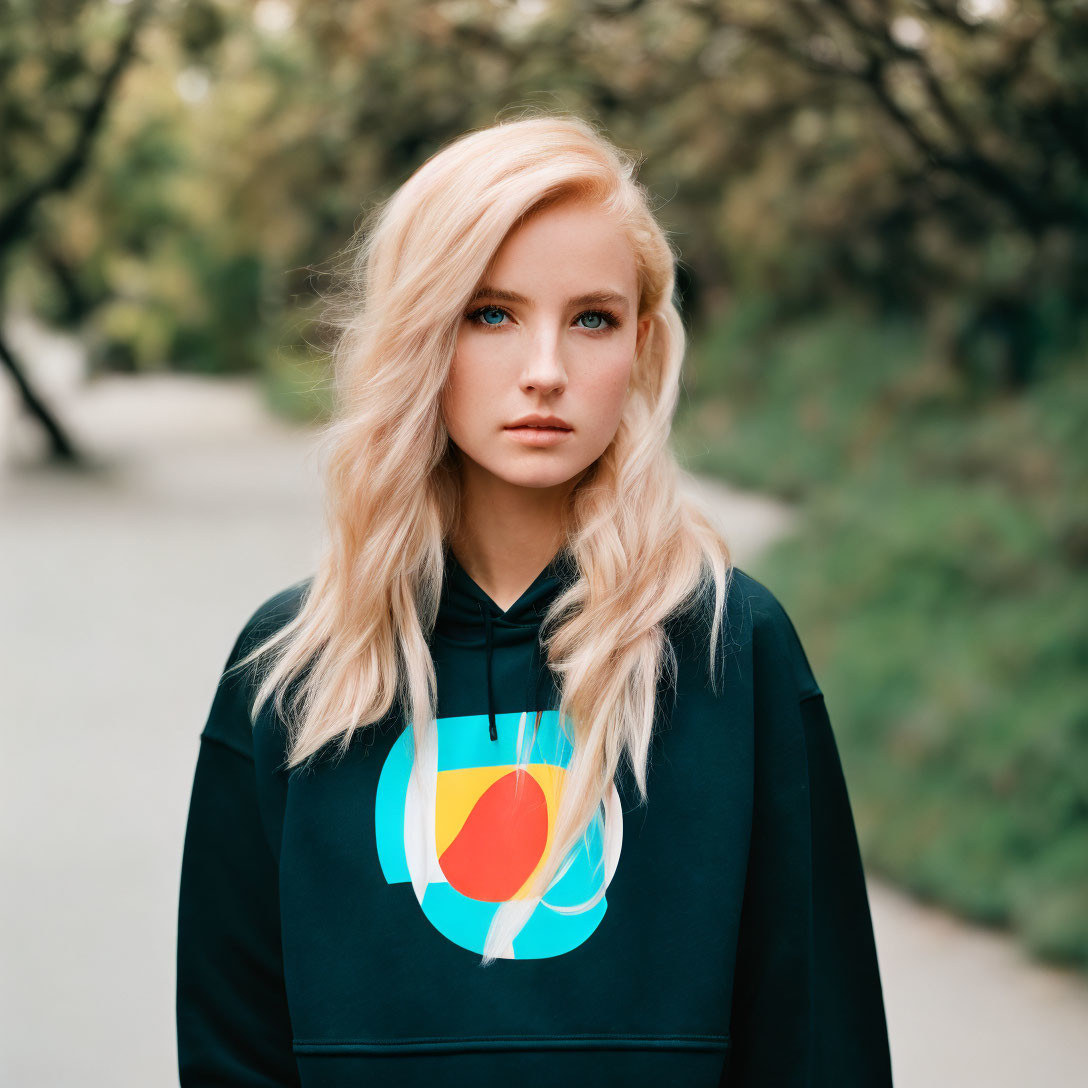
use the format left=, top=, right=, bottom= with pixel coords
left=518, top=325, right=567, bottom=395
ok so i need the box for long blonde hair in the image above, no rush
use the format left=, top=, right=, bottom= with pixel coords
left=231, top=109, right=734, bottom=965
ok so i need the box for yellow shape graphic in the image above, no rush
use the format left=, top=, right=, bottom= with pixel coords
left=435, top=763, right=569, bottom=901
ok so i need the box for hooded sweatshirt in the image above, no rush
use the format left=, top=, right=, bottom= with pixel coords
left=176, top=543, right=893, bottom=1087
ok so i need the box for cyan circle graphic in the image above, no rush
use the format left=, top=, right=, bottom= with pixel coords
left=374, top=709, right=622, bottom=959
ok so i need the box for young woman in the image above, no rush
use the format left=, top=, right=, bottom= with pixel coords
left=177, top=112, right=893, bottom=1087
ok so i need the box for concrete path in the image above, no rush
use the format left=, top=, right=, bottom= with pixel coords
left=2, top=314, right=1086, bottom=1085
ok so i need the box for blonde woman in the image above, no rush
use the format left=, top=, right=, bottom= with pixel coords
left=177, top=112, right=892, bottom=1087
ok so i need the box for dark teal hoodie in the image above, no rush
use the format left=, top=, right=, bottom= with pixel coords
left=177, top=544, right=893, bottom=1086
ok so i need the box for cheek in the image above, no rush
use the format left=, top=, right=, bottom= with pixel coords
left=581, top=343, right=633, bottom=409
left=443, top=345, right=487, bottom=436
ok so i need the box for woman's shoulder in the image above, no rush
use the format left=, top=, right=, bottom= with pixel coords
left=232, top=575, right=315, bottom=659
left=201, top=577, right=315, bottom=755
left=723, top=566, right=822, bottom=702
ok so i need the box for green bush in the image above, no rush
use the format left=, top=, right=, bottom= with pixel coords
left=681, top=302, right=1088, bottom=973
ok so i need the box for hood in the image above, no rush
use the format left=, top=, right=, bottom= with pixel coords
left=432, top=541, right=579, bottom=743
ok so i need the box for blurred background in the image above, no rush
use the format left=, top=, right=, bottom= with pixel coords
left=1, top=0, right=1086, bottom=1084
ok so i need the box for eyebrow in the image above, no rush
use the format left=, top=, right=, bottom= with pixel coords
left=470, top=285, right=631, bottom=309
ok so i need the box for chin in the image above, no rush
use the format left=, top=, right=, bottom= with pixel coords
left=490, top=459, right=583, bottom=490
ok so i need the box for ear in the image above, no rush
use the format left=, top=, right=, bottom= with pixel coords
left=635, top=314, right=652, bottom=356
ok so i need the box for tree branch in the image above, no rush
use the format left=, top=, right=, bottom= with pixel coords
left=0, top=0, right=153, bottom=250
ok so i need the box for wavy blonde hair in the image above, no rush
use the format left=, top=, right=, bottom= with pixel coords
left=230, top=109, right=734, bottom=965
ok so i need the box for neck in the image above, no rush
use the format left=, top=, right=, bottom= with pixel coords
left=449, top=462, right=581, bottom=613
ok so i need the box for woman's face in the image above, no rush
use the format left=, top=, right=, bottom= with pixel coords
left=442, top=197, right=651, bottom=494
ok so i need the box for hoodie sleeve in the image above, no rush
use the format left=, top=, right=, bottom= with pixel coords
left=724, top=589, right=893, bottom=1086
left=176, top=616, right=300, bottom=1087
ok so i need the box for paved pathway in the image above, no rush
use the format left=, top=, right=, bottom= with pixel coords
left=2, top=314, right=1086, bottom=1084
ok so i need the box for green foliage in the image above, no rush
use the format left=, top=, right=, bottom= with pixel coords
left=260, top=307, right=334, bottom=424
left=676, top=301, right=924, bottom=498
left=684, top=300, right=1088, bottom=972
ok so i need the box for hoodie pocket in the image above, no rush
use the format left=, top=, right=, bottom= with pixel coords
left=291, top=1033, right=731, bottom=1088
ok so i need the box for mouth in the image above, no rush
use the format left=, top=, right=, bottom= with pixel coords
left=503, top=424, right=574, bottom=446
left=503, top=424, right=572, bottom=432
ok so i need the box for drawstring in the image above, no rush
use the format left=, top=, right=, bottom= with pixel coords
left=478, top=601, right=552, bottom=744
left=479, top=603, right=497, bottom=741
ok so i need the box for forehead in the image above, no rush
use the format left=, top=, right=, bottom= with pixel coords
left=484, top=198, right=638, bottom=299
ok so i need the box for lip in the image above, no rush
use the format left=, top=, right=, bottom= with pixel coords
left=504, top=425, right=574, bottom=448
left=504, top=419, right=574, bottom=446
left=505, top=413, right=572, bottom=430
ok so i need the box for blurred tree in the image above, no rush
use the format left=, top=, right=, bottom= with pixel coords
left=695, top=0, right=1088, bottom=390
left=0, top=0, right=154, bottom=460
left=2, top=0, right=1085, bottom=439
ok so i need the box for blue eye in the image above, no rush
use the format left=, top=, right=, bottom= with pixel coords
left=464, top=305, right=621, bottom=332
left=464, top=305, right=510, bottom=329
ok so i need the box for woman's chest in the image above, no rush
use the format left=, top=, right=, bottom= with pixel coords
left=274, top=689, right=754, bottom=1056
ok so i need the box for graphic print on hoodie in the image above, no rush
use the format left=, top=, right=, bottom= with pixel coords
left=375, top=707, right=622, bottom=958
left=376, top=544, right=623, bottom=958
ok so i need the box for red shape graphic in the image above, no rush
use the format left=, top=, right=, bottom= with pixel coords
left=438, top=769, right=549, bottom=902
